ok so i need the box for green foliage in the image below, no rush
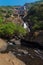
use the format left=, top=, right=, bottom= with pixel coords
left=16, top=24, right=27, bottom=36
left=0, top=22, right=14, bottom=37
left=0, top=18, right=3, bottom=23
left=0, top=22, right=27, bottom=38
left=32, top=24, right=40, bottom=30
left=25, top=2, right=43, bottom=31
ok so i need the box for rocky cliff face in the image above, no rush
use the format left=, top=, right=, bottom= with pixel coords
left=23, top=1, right=43, bottom=46
left=33, top=30, right=43, bottom=46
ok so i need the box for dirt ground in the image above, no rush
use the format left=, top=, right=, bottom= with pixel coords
left=0, top=52, right=26, bottom=65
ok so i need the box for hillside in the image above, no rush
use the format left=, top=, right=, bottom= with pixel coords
left=24, top=1, right=43, bottom=11
left=24, top=1, right=43, bottom=31
left=0, top=6, right=27, bottom=39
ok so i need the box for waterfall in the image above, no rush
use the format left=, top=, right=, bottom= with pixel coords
left=23, top=22, right=30, bottom=32
left=24, top=23, right=27, bottom=28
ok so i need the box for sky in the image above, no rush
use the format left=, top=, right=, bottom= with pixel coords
left=0, top=0, right=39, bottom=6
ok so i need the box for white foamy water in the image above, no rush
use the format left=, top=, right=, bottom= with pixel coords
left=8, top=42, right=13, bottom=45
left=24, top=23, right=28, bottom=29
left=23, top=22, right=30, bottom=32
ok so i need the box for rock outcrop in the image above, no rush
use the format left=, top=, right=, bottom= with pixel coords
left=20, top=30, right=43, bottom=49
left=33, top=30, right=43, bottom=46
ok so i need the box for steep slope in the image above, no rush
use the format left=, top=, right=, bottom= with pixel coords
left=24, top=1, right=43, bottom=31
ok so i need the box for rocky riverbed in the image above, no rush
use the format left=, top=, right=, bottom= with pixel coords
left=0, top=39, right=26, bottom=65
left=7, top=43, right=43, bottom=65
left=0, top=38, right=43, bottom=65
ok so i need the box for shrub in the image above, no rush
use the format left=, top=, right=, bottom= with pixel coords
left=0, top=22, right=27, bottom=39
left=0, top=18, right=3, bottom=23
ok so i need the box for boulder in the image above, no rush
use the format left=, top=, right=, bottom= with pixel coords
left=0, top=39, right=8, bottom=52
left=10, top=39, right=21, bottom=45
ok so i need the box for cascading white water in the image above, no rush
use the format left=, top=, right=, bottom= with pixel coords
left=23, top=22, right=30, bottom=32
left=24, top=23, right=27, bottom=29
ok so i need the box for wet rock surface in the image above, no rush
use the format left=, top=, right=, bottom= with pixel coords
left=9, top=39, right=21, bottom=45
left=7, top=44, right=43, bottom=65
left=33, top=30, right=43, bottom=46
left=20, top=39, right=43, bottom=50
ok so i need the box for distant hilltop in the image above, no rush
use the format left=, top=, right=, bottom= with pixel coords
left=0, top=5, right=27, bottom=18
left=0, top=1, right=43, bottom=18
